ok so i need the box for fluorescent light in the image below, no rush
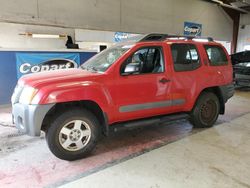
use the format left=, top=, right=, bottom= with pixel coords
left=19, top=33, right=67, bottom=39
left=32, top=34, right=59, bottom=38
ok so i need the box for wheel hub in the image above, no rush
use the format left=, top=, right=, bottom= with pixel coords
left=59, top=120, right=92, bottom=151
left=69, top=129, right=81, bottom=141
left=200, top=100, right=216, bottom=123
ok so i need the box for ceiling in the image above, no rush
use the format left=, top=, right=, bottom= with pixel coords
left=226, top=0, right=250, bottom=11
left=206, top=0, right=250, bottom=13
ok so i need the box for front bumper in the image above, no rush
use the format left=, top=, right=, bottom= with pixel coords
left=12, top=103, right=55, bottom=136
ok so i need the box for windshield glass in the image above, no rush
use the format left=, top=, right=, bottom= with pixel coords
left=81, top=45, right=133, bottom=72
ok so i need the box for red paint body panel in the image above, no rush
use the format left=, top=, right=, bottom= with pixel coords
left=18, top=40, right=233, bottom=125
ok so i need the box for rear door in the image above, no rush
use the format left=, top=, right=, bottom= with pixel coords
left=168, top=42, right=205, bottom=111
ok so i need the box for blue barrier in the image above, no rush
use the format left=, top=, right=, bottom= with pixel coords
left=0, top=50, right=96, bottom=105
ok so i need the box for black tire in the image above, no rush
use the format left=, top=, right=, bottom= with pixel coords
left=190, top=92, right=220, bottom=128
left=46, top=108, right=100, bottom=161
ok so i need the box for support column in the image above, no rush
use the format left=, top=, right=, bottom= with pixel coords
left=222, top=7, right=240, bottom=54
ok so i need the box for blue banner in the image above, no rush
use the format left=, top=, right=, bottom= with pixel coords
left=16, top=53, right=80, bottom=78
left=184, top=22, right=202, bottom=36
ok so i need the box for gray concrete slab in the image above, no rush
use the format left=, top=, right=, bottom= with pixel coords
left=61, top=113, right=250, bottom=188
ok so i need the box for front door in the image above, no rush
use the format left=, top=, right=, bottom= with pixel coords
left=114, top=45, right=172, bottom=122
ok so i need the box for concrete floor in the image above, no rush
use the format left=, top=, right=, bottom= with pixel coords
left=0, top=89, right=250, bottom=188
left=61, top=113, right=250, bottom=188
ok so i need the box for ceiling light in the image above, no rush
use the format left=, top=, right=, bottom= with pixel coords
left=19, top=33, right=67, bottom=39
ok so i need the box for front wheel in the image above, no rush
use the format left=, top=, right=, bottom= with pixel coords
left=46, top=108, right=100, bottom=161
left=190, top=92, right=220, bottom=128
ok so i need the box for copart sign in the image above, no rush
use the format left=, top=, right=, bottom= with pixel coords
left=16, top=53, right=80, bottom=78
left=184, top=22, right=202, bottom=36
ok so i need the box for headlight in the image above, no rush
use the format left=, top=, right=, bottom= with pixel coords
left=19, top=86, right=38, bottom=104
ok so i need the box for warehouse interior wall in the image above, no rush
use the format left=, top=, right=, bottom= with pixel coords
left=0, top=22, right=74, bottom=49
left=0, top=0, right=233, bottom=42
left=237, top=14, right=250, bottom=52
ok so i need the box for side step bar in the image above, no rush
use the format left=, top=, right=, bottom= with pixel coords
left=110, top=113, right=189, bottom=133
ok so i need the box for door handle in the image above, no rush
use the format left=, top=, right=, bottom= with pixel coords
left=159, top=78, right=171, bottom=84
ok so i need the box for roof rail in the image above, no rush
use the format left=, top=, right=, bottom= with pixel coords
left=139, top=33, right=214, bottom=42
left=139, top=33, right=169, bottom=42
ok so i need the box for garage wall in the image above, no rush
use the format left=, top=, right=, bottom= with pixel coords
left=0, top=0, right=233, bottom=41
left=239, top=13, right=250, bottom=25
left=237, top=14, right=250, bottom=52
left=0, top=22, right=74, bottom=49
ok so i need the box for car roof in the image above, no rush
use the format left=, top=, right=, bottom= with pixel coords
left=114, top=34, right=221, bottom=48
left=123, top=33, right=218, bottom=45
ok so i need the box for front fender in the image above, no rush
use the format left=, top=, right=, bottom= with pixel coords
left=34, top=81, right=113, bottom=111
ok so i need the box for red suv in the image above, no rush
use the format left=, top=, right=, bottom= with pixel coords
left=11, top=34, right=234, bottom=160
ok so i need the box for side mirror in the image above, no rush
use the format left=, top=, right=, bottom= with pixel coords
left=121, top=63, right=140, bottom=76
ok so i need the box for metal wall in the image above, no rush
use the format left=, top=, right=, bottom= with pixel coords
left=0, top=0, right=233, bottom=41
left=237, top=14, right=250, bottom=52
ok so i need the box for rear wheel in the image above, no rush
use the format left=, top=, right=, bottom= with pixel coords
left=46, top=108, right=100, bottom=161
left=190, top=92, right=220, bottom=128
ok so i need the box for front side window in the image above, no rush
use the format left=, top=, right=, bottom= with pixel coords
left=171, top=44, right=200, bottom=72
left=204, top=45, right=228, bottom=66
left=81, top=45, right=132, bottom=72
left=121, top=47, right=164, bottom=75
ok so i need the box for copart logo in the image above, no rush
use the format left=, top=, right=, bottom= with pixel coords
left=184, top=24, right=202, bottom=36
left=114, top=32, right=130, bottom=42
left=184, top=25, right=202, bottom=36
left=20, top=59, right=78, bottom=74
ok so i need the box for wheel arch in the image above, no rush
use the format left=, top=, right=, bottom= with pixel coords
left=195, top=86, right=225, bottom=115
left=41, top=100, right=109, bottom=135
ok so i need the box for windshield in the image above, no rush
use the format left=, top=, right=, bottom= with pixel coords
left=81, top=45, right=133, bottom=72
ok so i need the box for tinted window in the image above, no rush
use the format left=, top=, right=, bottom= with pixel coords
left=204, top=45, right=228, bottom=66
left=121, top=47, right=164, bottom=75
left=171, top=44, right=200, bottom=72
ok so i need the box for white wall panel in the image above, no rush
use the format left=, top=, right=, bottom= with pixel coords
left=0, top=0, right=233, bottom=42
left=237, top=14, right=250, bottom=52
left=0, top=22, right=74, bottom=49
left=237, top=25, right=250, bottom=52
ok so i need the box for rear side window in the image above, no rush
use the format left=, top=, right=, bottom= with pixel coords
left=204, top=45, right=228, bottom=66
left=171, top=44, right=200, bottom=72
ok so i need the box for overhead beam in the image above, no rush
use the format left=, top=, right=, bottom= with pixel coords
left=205, top=0, right=248, bottom=13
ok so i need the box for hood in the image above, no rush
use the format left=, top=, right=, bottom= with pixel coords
left=19, top=68, right=103, bottom=88
left=231, top=51, right=250, bottom=65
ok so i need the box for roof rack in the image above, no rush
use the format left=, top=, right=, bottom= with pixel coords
left=139, top=33, right=214, bottom=42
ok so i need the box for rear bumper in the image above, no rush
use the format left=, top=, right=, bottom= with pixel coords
left=12, top=103, right=55, bottom=136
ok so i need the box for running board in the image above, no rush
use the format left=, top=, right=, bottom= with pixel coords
left=110, top=113, right=189, bottom=133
